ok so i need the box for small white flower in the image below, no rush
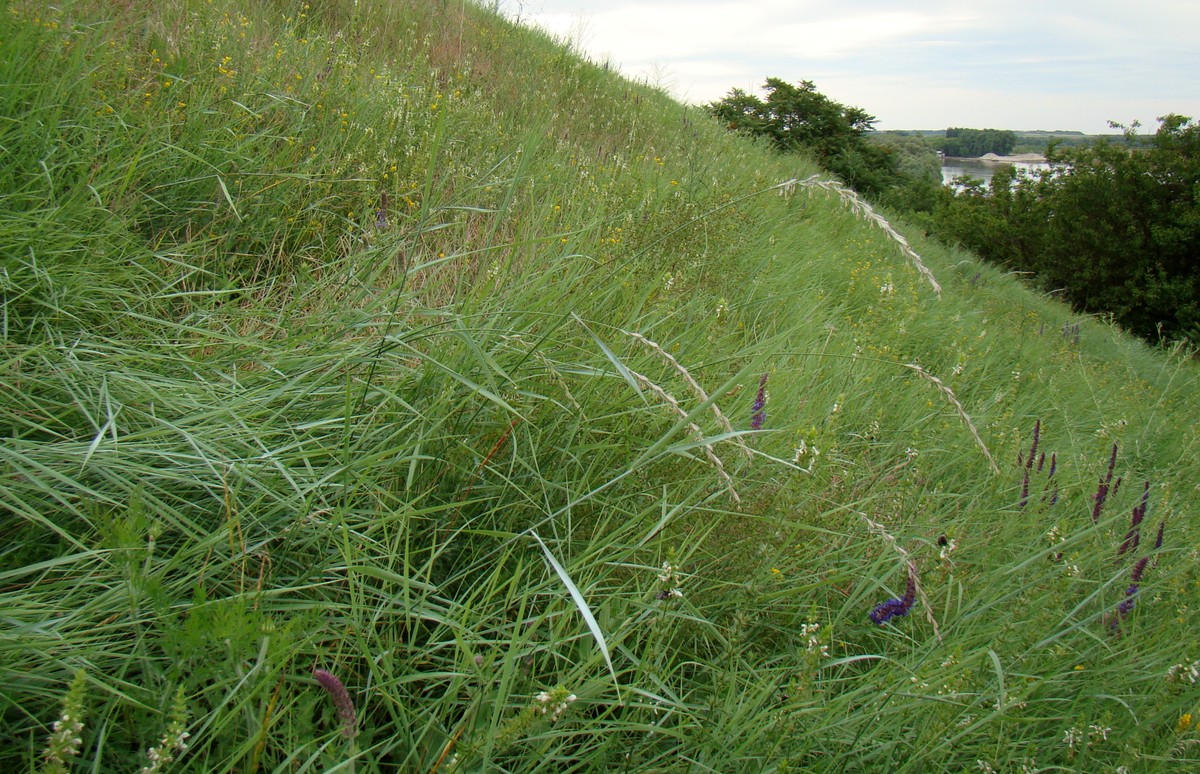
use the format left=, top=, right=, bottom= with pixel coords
left=1167, top=659, right=1200, bottom=684
left=799, top=622, right=828, bottom=656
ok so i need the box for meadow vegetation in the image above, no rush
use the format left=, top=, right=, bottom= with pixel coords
left=3, top=1, right=1199, bottom=771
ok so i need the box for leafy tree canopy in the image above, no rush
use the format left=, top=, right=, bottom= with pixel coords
left=707, top=78, right=901, bottom=197
left=941, top=127, right=1017, bottom=157
left=927, top=114, right=1200, bottom=343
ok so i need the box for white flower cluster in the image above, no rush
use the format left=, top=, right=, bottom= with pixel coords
left=140, top=729, right=190, bottom=773
left=792, top=440, right=820, bottom=471
left=1167, top=659, right=1200, bottom=684
left=534, top=689, right=577, bottom=722
left=140, top=687, right=190, bottom=773
left=799, top=623, right=828, bottom=657
left=656, top=561, right=684, bottom=600
left=1062, top=724, right=1111, bottom=751
left=43, top=670, right=88, bottom=771
left=45, top=712, right=84, bottom=766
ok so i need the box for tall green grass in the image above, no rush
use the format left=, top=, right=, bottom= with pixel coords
left=3, top=1, right=1198, bottom=771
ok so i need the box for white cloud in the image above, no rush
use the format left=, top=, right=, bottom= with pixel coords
left=498, top=0, right=1200, bottom=132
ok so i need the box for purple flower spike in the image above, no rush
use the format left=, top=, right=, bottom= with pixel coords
left=1111, top=556, right=1153, bottom=632
left=1118, top=482, right=1150, bottom=556
left=870, top=567, right=917, bottom=625
left=1130, top=556, right=1149, bottom=583
left=869, top=597, right=912, bottom=624
left=1091, top=443, right=1119, bottom=523
left=750, top=373, right=768, bottom=430
left=1116, top=585, right=1139, bottom=617
left=314, top=668, right=358, bottom=738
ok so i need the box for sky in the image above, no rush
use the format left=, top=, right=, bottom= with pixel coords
left=493, top=0, right=1199, bottom=134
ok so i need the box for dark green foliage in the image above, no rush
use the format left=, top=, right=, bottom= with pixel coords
left=941, top=127, right=1018, bottom=157
left=707, top=78, right=902, bottom=197
left=926, top=116, right=1200, bottom=343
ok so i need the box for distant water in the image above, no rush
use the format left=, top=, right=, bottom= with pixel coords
left=941, top=158, right=1051, bottom=187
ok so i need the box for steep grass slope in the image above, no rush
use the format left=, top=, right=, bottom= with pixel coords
left=2, top=1, right=1198, bottom=771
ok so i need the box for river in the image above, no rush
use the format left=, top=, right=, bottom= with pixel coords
left=941, top=158, right=1051, bottom=187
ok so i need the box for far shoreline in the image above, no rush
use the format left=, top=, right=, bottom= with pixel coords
left=943, top=152, right=1049, bottom=163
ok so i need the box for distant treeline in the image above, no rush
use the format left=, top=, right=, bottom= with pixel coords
left=940, top=127, right=1017, bottom=157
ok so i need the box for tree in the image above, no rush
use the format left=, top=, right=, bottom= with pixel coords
left=942, top=128, right=1017, bottom=157
left=927, top=115, right=1200, bottom=343
left=707, top=78, right=901, bottom=197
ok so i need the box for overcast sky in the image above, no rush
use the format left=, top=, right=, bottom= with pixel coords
left=494, top=0, right=1199, bottom=134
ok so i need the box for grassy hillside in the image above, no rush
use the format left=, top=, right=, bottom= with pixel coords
left=3, top=1, right=1198, bottom=771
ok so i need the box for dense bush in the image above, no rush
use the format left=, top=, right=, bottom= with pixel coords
left=940, top=127, right=1017, bottom=157
left=926, top=116, right=1200, bottom=343
left=707, top=78, right=904, bottom=197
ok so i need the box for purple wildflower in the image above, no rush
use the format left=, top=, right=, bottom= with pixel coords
left=1130, top=556, right=1149, bottom=583
left=375, top=192, right=390, bottom=230
left=1153, top=519, right=1165, bottom=551
left=750, top=373, right=768, bottom=430
left=1090, top=443, right=1119, bottom=523
left=1110, top=556, right=1153, bottom=631
left=313, top=669, right=358, bottom=738
left=1019, top=469, right=1030, bottom=508
left=1116, top=585, right=1139, bottom=617
left=1027, top=419, right=1040, bottom=469
left=1118, top=481, right=1150, bottom=556
left=870, top=567, right=917, bottom=625
left=1040, top=453, right=1059, bottom=506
